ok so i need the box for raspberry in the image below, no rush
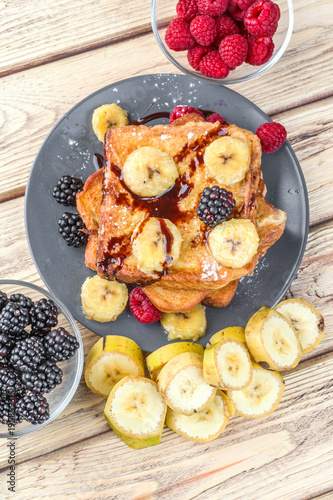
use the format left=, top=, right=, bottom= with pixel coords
left=206, top=112, right=224, bottom=123
left=244, top=0, right=280, bottom=37
left=256, top=122, right=287, bottom=154
left=165, top=18, right=196, bottom=51
left=190, top=15, right=217, bottom=46
left=219, top=34, right=248, bottom=68
left=246, top=36, right=274, bottom=65
left=170, top=105, right=204, bottom=123
left=176, top=0, right=199, bottom=21
left=187, top=45, right=213, bottom=70
left=227, top=0, right=256, bottom=21
left=215, top=15, right=240, bottom=46
left=197, top=0, right=228, bottom=17
left=199, top=50, right=229, bottom=79
left=129, top=288, right=163, bottom=324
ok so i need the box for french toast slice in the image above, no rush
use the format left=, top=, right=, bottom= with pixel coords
left=77, top=115, right=286, bottom=312
left=96, top=119, right=262, bottom=289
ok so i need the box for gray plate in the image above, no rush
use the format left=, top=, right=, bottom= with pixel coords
left=25, top=74, right=309, bottom=351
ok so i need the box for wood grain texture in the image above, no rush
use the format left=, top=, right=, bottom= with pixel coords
left=0, top=0, right=151, bottom=77
left=2, top=352, right=333, bottom=499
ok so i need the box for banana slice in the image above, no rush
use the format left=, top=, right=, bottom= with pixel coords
left=160, top=304, right=207, bottom=342
left=92, top=103, right=128, bottom=142
left=228, top=363, right=285, bottom=418
left=81, top=275, right=128, bottom=322
left=208, top=219, right=259, bottom=268
left=206, top=326, right=246, bottom=348
left=85, top=336, right=145, bottom=397
left=203, top=335, right=253, bottom=390
left=166, top=390, right=234, bottom=443
left=157, top=352, right=216, bottom=416
left=274, top=299, right=325, bottom=354
left=245, top=306, right=302, bottom=371
left=146, top=342, right=204, bottom=381
left=132, top=217, right=182, bottom=276
left=122, top=147, right=179, bottom=197
left=104, top=376, right=167, bottom=449
left=204, top=136, right=251, bottom=184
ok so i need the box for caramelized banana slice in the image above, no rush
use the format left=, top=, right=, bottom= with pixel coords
left=81, top=275, right=128, bottom=322
left=160, top=304, right=207, bottom=342
left=92, top=103, right=128, bottom=142
left=122, top=147, right=179, bottom=197
left=204, top=136, right=251, bottom=184
left=132, top=217, right=182, bottom=276
left=208, top=219, right=259, bottom=268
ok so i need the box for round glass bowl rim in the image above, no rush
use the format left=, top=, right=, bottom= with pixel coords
left=0, top=279, right=84, bottom=437
left=150, top=0, right=294, bottom=85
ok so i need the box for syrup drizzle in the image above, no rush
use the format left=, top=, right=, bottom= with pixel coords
left=97, top=121, right=228, bottom=277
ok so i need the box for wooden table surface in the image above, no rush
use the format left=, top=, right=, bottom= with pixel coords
left=1, top=0, right=333, bottom=498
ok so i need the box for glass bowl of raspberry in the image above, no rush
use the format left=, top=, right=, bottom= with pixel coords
left=0, top=279, right=84, bottom=438
left=151, top=0, right=294, bottom=84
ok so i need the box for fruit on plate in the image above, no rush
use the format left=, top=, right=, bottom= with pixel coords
left=204, top=136, right=251, bottom=184
left=122, top=146, right=179, bottom=197
left=146, top=342, right=204, bottom=381
left=166, top=390, right=234, bottom=443
left=160, top=304, right=207, bottom=341
left=274, top=299, right=325, bottom=354
left=104, top=376, right=167, bottom=449
left=206, top=326, right=246, bottom=347
left=132, top=217, right=182, bottom=276
left=203, top=332, right=253, bottom=390
left=208, top=219, right=259, bottom=268
left=92, top=103, right=128, bottom=142
left=245, top=306, right=302, bottom=371
left=157, top=352, right=216, bottom=415
left=81, top=275, right=128, bottom=322
left=85, top=336, right=145, bottom=397
left=227, top=362, right=285, bottom=418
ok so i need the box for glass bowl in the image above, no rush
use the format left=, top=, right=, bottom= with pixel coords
left=0, top=280, right=84, bottom=437
left=151, top=0, right=294, bottom=85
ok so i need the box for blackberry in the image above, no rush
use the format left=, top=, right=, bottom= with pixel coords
left=30, top=298, right=58, bottom=334
left=10, top=293, right=34, bottom=311
left=0, top=302, right=30, bottom=334
left=44, top=327, right=79, bottom=362
left=58, top=212, right=88, bottom=247
left=0, top=364, right=23, bottom=397
left=16, top=391, right=50, bottom=424
left=9, top=337, right=45, bottom=373
left=0, top=395, right=22, bottom=425
left=0, top=291, right=8, bottom=311
left=22, top=361, right=62, bottom=394
left=0, top=332, right=16, bottom=361
left=196, top=186, right=236, bottom=228
left=53, top=175, right=83, bottom=206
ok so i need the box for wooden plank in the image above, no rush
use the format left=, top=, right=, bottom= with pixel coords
left=2, top=351, right=333, bottom=499
left=1, top=34, right=333, bottom=226
left=0, top=195, right=332, bottom=471
left=0, top=0, right=151, bottom=77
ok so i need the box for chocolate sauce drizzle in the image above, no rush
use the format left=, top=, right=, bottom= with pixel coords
left=96, top=116, right=228, bottom=277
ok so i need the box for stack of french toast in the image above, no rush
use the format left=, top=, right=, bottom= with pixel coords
left=77, top=112, right=286, bottom=313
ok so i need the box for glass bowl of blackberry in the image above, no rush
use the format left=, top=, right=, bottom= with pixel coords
left=0, top=280, right=84, bottom=437
left=151, top=0, right=294, bottom=84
